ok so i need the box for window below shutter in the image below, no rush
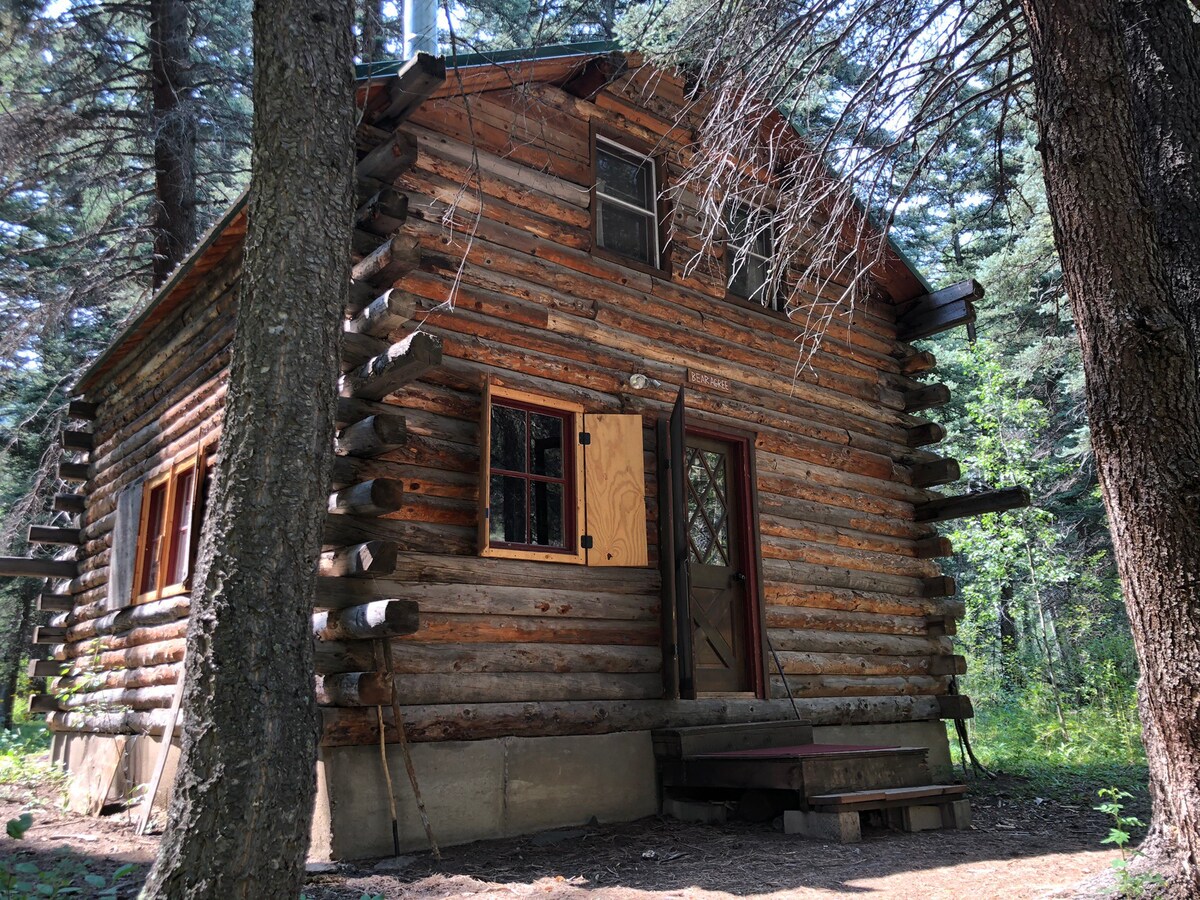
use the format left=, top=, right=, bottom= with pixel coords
left=107, top=478, right=144, bottom=610
left=583, top=414, right=648, bottom=567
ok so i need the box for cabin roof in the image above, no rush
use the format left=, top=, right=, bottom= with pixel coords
left=76, top=42, right=931, bottom=396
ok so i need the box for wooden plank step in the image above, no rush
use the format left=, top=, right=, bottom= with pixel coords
left=809, top=783, right=967, bottom=807
left=652, top=721, right=815, bottom=758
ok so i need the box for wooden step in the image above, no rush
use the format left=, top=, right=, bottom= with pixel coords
left=652, top=721, right=815, bottom=759
left=809, top=782, right=968, bottom=809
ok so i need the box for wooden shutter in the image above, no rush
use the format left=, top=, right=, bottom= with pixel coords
left=582, top=413, right=648, bottom=567
left=668, top=388, right=695, bottom=698
left=106, top=478, right=144, bottom=611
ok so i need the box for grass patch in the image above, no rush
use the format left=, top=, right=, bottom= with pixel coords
left=0, top=721, right=65, bottom=800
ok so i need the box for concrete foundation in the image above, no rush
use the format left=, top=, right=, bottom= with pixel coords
left=315, top=730, right=659, bottom=860
left=784, top=809, right=861, bottom=842
left=51, top=732, right=179, bottom=818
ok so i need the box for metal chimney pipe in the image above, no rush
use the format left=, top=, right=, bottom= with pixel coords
left=404, top=0, right=438, bottom=57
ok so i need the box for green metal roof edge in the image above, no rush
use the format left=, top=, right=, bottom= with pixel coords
left=355, top=40, right=620, bottom=81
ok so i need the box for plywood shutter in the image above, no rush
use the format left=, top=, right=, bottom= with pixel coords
left=106, top=478, right=144, bottom=611
left=583, top=414, right=648, bottom=567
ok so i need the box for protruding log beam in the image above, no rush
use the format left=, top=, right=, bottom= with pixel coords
left=58, top=462, right=89, bottom=482
left=898, top=350, right=937, bottom=376
left=914, top=486, right=1032, bottom=523
left=344, top=288, right=417, bottom=338
left=929, top=655, right=967, bottom=676
left=29, top=694, right=61, bottom=713
left=909, top=458, right=960, bottom=488
left=350, top=231, right=420, bottom=288
left=921, top=576, right=957, bottom=598
left=312, top=599, right=419, bottom=641
left=32, top=626, right=68, bottom=644
left=355, top=187, right=409, bottom=237
left=338, top=332, right=442, bottom=401
left=27, top=659, right=63, bottom=678
left=906, top=422, right=945, bottom=448
left=319, top=540, right=398, bottom=578
left=340, top=331, right=390, bottom=371
left=0, top=557, right=76, bottom=579
left=913, top=536, right=953, bottom=559
left=60, top=430, right=93, bottom=452
left=937, top=694, right=974, bottom=719
left=37, top=593, right=73, bottom=613
left=364, top=52, right=447, bottom=128
left=327, top=478, right=404, bottom=517
left=335, top=414, right=408, bottom=458
left=925, top=615, right=958, bottom=637
left=28, top=526, right=80, bottom=546
left=357, top=129, right=419, bottom=184
left=315, top=671, right=394, bottom=707
left=897, top=280, right=983, bottom=342
left=67, top=400, right=98, bottom=421
left=53, top=494, right=86, bottom=515
left=902, top=383, right=951, bottom=413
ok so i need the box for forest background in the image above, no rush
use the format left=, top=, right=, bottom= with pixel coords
left=0, top=0, right=1143, bottom=781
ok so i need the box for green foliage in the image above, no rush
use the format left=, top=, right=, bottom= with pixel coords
left=1095, top=788, right=1165, bottom=897
left=6, top=812, right=32, bottom=839
left=0, top=858, right=136, bottom=899
left=0, top=723, right=63, bottom=793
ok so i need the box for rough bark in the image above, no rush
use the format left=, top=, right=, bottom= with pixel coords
left=1021, top=0, right=1200, bottom=888
left=149, top=0, right=198, bottom=287
left=141, top=0, right=356, bottom=893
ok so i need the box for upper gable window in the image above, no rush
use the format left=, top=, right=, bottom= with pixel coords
left=727, top=204, right=779, bottom=310
left=595, top=137, right=660, bottom=268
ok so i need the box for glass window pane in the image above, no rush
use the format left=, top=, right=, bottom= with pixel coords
left=529, top=481, right=565, bottom=548
left=491, top=404, right=526, bottom=473
left=597, top=148, right=652, bottom=208
left=139, top=483, right=168, bottom=595
left=729, top=262, right=750, bottom=299
left=490, top=474, right=527, bottom=544
left=529, top=413, right=564, bottom=478
left=167, top=468, right=196, bottom=586
left=599, top=203, right=654, bottom=265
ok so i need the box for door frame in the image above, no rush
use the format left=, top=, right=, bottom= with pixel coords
left=658, top=409, right=767, bottom=700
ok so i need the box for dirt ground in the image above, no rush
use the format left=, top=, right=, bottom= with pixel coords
left=0, top=773, right=1169, bottom=899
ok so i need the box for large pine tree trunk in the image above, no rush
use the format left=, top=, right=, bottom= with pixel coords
left=149, top=0, right=198, bottom=287
left=1021, top=0, right=1200, bottom=889
left=141, top=0, right=355, bottom=892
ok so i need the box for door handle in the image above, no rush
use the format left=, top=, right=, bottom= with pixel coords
left=732, top=571, right=747, bottom=584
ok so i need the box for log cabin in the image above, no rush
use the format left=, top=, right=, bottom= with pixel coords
left=3, top=43, right=1030, bottom=857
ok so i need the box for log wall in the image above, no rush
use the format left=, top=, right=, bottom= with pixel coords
left=49, top=60, right=961, bottom=747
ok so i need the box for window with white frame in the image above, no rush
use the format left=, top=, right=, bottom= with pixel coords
left=595, top=137, right=660, bottom=268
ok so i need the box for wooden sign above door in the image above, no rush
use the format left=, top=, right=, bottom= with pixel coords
left=687, top=369, right=733, bottom=394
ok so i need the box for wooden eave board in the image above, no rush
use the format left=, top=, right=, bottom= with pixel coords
left=75, top=197, right=247, bottom=395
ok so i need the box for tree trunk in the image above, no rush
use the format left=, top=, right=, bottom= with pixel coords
left=1021, top=0, right=1200, bottom=888
left=149, top=0, right=198, bottom=288
left=141, top=0, right=355, bottom=893
left=997, top=579, right=1018, bottom=689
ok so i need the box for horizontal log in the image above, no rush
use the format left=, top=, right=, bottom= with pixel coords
left=344, top=288, right=417, bottom=338
left=335, top=414, right=408, bottom=458
left=898, top=350, right=937, bottom=376
left=770, top=628, right=953, bottom=657
left=45, top=708, right=172, bottom=735
left=60, top=430, right=93, bottom=452
left=364, top=52, right=447, bottom=128
left=937, top=694, right=974, bottom=719
left=776, top=650, right=939, bottom=678
left=67, top=400, right=98, bottom=421
left=58, top=462, right=89, bottom=482
left=766, top=605, right=931, bottom=636
left=33, top=626, right=68, bottom=643
left=909, top=458, right=960, bottom=488
left=925, top=615, right=958, bottom=637
left=340, top=331, right=390, bottom=370
left=53, top=493, right=86, bottom=515
left=28, top=526, right=80, bottom=546
left=357, top=129, right=419, bottom=183
left=313, top=599, right=419, bottom=641
left=319, top=541, right=398, bottom=578
left=928, top=655, right=967, bottom=676
left=350, top=231, right=420, bottom=288
left=56, top=684, right=176, bottom=712
left=355, top=186, right=409, bottom=236
left=914, top=486, right=1032, bottom=523
left=37, top=593, right=74, bottom=613
left=386, top=671, right=663, bottom=705
left=29, top=694, right=60, bottom=713
left=922, top=575, right=957, bottom=598
left=27, top=659, right=63, bottom=678
left=768, top=674, right=949, bottom=699
left=913, top=536, right=953, bottom=559
left=316, top=671, right=394, bottom=707
left=389, top=552, right=661, bottom=595
left=322, top=695, right=944, bottom=746
left=338, top=332, right=442, bottom=400
left=902, top=383, right=951, bottom=413
left=897, top=280, right=983, bottom=342
left=327, top=478, right=405, bottom=517
left=906, top=422, right=946, bottom=448
left=0, top=557, right=76, bottom=579
left=65, top=594, right=190, bottom=644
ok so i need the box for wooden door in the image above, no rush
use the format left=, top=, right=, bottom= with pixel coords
left=684, top=432, right=754, bottom=694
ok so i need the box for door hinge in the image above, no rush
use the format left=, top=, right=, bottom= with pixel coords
left=579, top=431, right=591, bottom=445
left=581, top=535, right=594, bottom=549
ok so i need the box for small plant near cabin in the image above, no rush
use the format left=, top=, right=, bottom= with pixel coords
left=0, top=858, right=136, bottom=898
left=1095, top=787, right=1164, bottom=898
left=6, top=812, right=32, bottom=839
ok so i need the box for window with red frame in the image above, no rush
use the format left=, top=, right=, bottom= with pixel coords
left=133, top=452, right=206, bottom=603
